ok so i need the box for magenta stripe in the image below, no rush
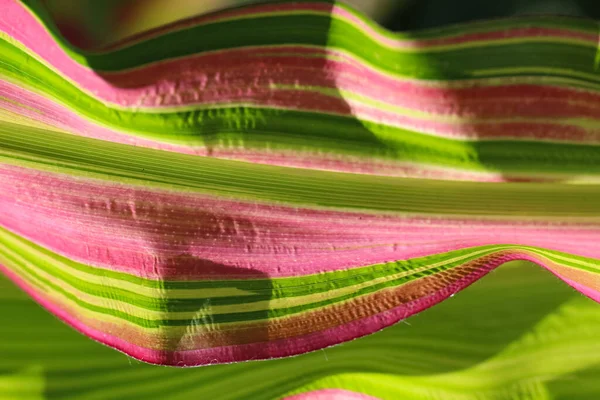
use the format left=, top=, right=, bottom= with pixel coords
left=3, top=249, right=584, bottom=367
left=555, top=274, right=600, bottom=303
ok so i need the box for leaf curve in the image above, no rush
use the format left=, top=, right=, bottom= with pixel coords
left=0, top=0, right=599, bottom=367
left=1, top=262, right=600, bottom=399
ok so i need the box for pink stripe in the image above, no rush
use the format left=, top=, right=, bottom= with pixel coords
left=90, top=45, right=600, bottom=115
left=557, top=275, right=600, bottom=303
left=0, top=0, right=126, bottom=102
left=283, top=389, right=379, bottom=400
left=0, top=81, right=191, bottom=150
left=2, top=165, right=600, bottom=279
left=94, top=49, right=600, bottom=127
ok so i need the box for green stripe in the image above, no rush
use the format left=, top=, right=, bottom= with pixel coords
left=1, top=237, right=508, bottom=327
left=3, top=123, right=600, bottom=216
left=2, top=224, right=599, bottom=328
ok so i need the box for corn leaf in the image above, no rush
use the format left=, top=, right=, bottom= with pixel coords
left=0, top=0, right=599, bottom=371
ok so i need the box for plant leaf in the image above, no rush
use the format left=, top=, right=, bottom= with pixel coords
left=0, top=0, right=599, bottom=368
left=1, top=262, right=599, bottom=399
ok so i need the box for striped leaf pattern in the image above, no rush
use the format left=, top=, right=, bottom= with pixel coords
left=1, top=0, right=599, bottom=366
left=2, top=262, right=600, bottom=399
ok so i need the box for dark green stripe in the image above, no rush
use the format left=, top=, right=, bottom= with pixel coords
left=20, top=0, right=599, bottom=73
left=0, top=225, right=503, bottom=311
